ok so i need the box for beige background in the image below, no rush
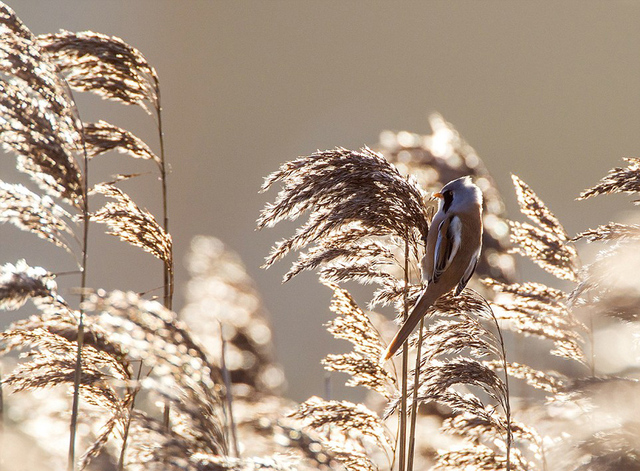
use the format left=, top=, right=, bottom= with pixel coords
left=1, top=1, right=639, bottom=400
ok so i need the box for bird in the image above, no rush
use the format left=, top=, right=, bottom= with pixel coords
left=383, top=176, right=483, bottom=361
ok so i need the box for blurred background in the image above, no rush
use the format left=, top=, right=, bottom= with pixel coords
left=1, top=1, right=640, bottom=401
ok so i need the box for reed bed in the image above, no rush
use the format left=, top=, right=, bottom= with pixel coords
left=1, top=2, right=640, bottom=470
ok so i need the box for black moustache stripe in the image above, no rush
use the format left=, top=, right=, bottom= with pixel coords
left=443, top=191, right=453, bottom=213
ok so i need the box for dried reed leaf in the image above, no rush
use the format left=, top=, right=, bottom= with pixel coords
left=579, top=158, right=640, bottom=200
left=0, top=181, right=75, bottom=251
left=84, top=120, right=160, bottom=164
left=0, top=260, right=57, bottom=310
left=91, top=183, right=172, bottom=263
left=39, top=30, right=159, bottom=113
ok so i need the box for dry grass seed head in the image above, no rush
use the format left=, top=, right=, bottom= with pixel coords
left=84, top=120, right=160, bottom=164
left=181, top=236, right=285, bottom=394
left=0, top=260, right=59, bottom=310
left=90, top=183, right=172, bottom=263
left=578, top=158, right=640, bottom=200
left=0, top=4, right=78, bottom=135
left=509, top=175, right=579, bottom=282
left=434, top=443, right=529, bottom=471
left=0, top=6, right=83, bottom=206
left=574, top=222, right=640, bottom=243
left=321, top=283, right=396, bottom=398
left=38, top=30, right=159, bottom=113
left=484, top=360, right=566, bottom=395
left=258, top=147, right=429, bottom=280
left=83, top=290, right=229, bottom=453
left=290, top=397, right=392, bottom=463
left=486, top=278, right=586, bottom=362
left=0, top=182, right=75, bottom=252
left=0, top=81, right=83, bottom=206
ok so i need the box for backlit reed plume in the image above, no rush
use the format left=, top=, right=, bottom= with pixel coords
left=258, top=146, right=430, bottom=283
left=38, top=30, right=159, bottom=113
left=0, top=2, right=174, bottom=468
left=38, top=27, right=172, bottom=309
left=181, top=236, right=285, bottom=394
left=90, top=184, right=172, bottom=265
left=259, top=143, right=520, bottom=470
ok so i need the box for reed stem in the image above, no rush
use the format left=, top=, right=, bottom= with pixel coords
left=398, top=236, right=410, bottom=471
left=68, top=119, right=90, bottom=471
left=406, top=317, right=424, bottom=471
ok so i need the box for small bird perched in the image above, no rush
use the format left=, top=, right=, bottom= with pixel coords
left=383, top=176, right=483, bottom=361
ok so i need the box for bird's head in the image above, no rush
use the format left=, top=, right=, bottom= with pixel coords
left=433, top=176, right=483, bottom=214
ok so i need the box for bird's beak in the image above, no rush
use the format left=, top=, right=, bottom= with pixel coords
left=433, top=192, right=443, bottom=199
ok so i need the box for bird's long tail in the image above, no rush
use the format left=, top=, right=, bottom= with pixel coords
left=383, top=287, right=440, bottom=361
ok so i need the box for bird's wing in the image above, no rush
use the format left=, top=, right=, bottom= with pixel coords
left=455, top=247, right=480, bottom=295
left=432, top=215, right=461, bottom=283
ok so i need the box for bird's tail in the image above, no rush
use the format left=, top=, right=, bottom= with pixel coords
left=383, top=288, right=440, bottom=361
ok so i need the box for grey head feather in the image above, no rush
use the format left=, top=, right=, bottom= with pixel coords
left=439, top=176, right=483, bottom=214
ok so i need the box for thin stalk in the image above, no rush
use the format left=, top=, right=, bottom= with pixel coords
left=588, top=311, right=596, bottom=376
left=486, top=300, right=512, bottom=471
left=406, top=317, right=424, bottom=471
left=398, top=236, right=410, bottom=471
left=118, top=361, right=144, bottom=471
left=154, top=75, right=174, bottom=433
left=324, top=372, right=332, bottom=400
left=220, top=327, right=240, bottom=458
left=155, top=85, right=173, bottom=312
left=68, top=120, right=90, bottom=471
left=162, top=402, right=170, bottom=430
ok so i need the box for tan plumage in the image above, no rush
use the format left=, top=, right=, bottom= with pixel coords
left=383, top=177, right=483, bottom=361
